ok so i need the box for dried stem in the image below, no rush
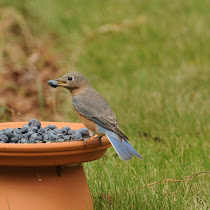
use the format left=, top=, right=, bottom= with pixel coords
left=138, top=171, right=210, bottom=189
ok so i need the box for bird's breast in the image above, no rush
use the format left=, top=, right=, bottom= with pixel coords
left=76, top=111, right=97, bottom=132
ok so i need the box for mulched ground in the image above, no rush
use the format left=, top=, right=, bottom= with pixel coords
left=0, top=8, right=66, bottom=121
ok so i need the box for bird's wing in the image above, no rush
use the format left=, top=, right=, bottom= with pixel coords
left=72, top=89, right=128, bottom=140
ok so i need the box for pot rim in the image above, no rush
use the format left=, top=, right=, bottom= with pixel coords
left=0, top=122, right=112, bottom=166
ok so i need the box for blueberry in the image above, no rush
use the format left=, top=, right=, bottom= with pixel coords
left=36, top=135, right=43, bottom=141
left=38, top=128, right=45, bottom=135
left=31, top=126, right=38, bottom=133
left=45, top=130, right=55, bottom=136
left=13, top=128, right=22, bottom=135
left=25, top=131, right=34, bottom=138
left=78, top=128, right=89, bottom=137
left=49, top=134, right=58, bottom=141
left=53, top=128, right=60, bottom=133
left=46, top=124, right=57, bottom=130
left=0, top=130, right=4, bottom=135
left=43, top=134, right=49, bottom=140
left=21, top=124, right=30, bottom=134
left=0, top=134, right=9, bottom=143
left=48, top=80, right=58, bottom=88
left=57, top=133, right=64, bottom=138
left=22, top=134, right=29, bottom=140
left=28, top=139, right=33, bottom=143
left=20, top=138, right=28, bottom=143
left=68, top=129, right=75, bottom=135
left=4, top=128, right=13, bottom=139
left=28, top=119, right=41, bottom=129
left=64, top=135, right=71, bottom=140
left=10, top=137, right=18, bottom=143
left=57, top=139, right=64, bottom=142
left=30, top=133, right=38, bottom=140
left=31, top=133, right=38, bottom=138
left=45, top=129, right=54, bottom=134
left=61, top=126, right=70, bottom=134
left=72, top=131, right=82, bottom=140
left=31, top=134, right=42, bottom=141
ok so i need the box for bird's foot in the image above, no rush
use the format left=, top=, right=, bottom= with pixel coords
left=99, top=136, right=103, bottom=147
left=81, top=138, right=86, bottom=148
left=93, top=136, right=103, bottom=147
left=56, top=166, right=62, bottom=176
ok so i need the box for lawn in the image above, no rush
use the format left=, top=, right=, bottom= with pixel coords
left=0, top=0, right=209, bottom=209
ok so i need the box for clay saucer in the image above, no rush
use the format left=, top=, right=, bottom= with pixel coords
left=0, top=122, right=111, bottom=166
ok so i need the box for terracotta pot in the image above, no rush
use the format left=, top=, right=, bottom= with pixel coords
left=0, top=122, right=111, bottom=210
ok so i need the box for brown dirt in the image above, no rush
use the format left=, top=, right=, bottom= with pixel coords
left=0, top=8, right=66, bottom=121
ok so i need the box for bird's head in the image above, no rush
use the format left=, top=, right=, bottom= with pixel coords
left=55, top=72, right=91, bottom=93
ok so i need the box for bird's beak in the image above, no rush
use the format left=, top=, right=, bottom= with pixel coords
left=55, top=78, right=67, bottom=87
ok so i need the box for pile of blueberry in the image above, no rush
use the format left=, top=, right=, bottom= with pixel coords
left=0, top=119, right=89, bottom=144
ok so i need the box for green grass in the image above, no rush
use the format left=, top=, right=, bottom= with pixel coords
left=1, top=0, right=210, bottom=209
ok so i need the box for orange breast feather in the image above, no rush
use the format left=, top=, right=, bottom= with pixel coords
left=75, top=111, right=97, bottom=132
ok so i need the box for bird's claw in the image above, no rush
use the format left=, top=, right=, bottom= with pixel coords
left=99, top=136, right=103, bottom=147
left=92, top=136, right=103, bottom=146
left=81, top=138, right=86, bottom=148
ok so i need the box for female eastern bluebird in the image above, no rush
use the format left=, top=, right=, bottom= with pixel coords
left=49, top=72, right=143, bottom=161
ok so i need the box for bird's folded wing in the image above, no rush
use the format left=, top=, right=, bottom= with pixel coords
left=72, top=92, right=128, bottom=140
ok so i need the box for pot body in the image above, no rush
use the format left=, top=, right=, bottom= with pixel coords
left=0, top=165, right=93, bottom=210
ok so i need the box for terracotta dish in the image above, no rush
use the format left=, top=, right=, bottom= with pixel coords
left=0, top=122, right=111, bottom=166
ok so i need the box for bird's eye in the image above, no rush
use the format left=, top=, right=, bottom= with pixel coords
left=68, top=76, right=74, bottom=81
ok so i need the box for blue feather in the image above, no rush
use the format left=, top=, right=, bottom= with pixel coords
left=122, top=139, right=143, bottom=159
left=104, top=129, right=143, bottom=161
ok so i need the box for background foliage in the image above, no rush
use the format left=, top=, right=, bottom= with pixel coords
left=0, top=0, right=209, bottom=209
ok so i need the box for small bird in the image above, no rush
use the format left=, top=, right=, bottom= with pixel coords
left=51, top=72, right=143, bottom=161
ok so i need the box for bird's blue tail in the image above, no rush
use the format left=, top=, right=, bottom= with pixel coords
left=105, top=130, right=143, bottom=161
